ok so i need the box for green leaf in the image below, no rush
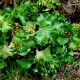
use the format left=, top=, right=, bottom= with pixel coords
left=57, top=37, right=68, bottom=45
left=56, top=45, right=67, bottom=56
left=53, top=22, right=65, bottom=30
left=4, top=7, right=12, bottom=13
left=0, top=16, right=4, bottom=23
left=16, top=59, right=33, bottom=69
left=37, top=13, right=51, bottom=27
left=2, top=21, right=12, bottom=32
left=52, top=0, right=61, bottom=6
left=61, top=45, right=67, bottom=54
left=50, top=59, right=60, bottom=69
left=35, top=28, right=51, bottom=46
left=0, top=33, right=6, bottom=45
left=2, top=44, right=13, bottom=58
left=68, top=51, right=73, bottom=56
left=18, top=45, right=30, bottom=53
left=13, top=36, right=24, bottom=45
left=36, top=46, right=53, bottom=62
left=64, top=56, right=73, bottom=62
left=43, top=47, right=53, bottom=62
left=0, top=60, right=7, bottom=69
left=73, top=37, right=80, bottom=43
left=19, top=15, right=26, bottom=26
left=18, top=40, right=35, bottom=56
left=69, top=42, right=78, bottom=50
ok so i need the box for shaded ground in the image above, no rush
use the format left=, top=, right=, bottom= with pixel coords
left=55, top=54, right=80, bottom=80
left=28, top=54, right=80, bottom=80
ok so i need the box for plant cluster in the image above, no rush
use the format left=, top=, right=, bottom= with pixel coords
left=0, top=0, right=80, bottom=79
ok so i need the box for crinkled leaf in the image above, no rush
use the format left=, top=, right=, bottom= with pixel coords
left=2, top=21, right=12, bottom=32
left=63, top=56, right=73, bottom=62
left=13, top=36, right=24, bottom=45
left=16, top=59, right=33, bottom=69
left=36, top=46, right=53, bottom=62
left=2, top=44, right=13, bottom=58
left=0, top=33, right=6, bottom=45
left=19, top=15, right=26, bottom=26
left=73, top=37, right=80, bottom=43
left=69, top=42, right=78, bottom=50
left=52, top=0, right=61, bottom=6
left=61, top=45, right=67, bottom=54
left=18, top=40, right=35, bottom=56
left=0, top=60, right=7, bottom=69
left=57, top=37, right=68, bottom=45
left=56, top=45, right=67, bottom=55
left=4, top=7, right=12, bottom=13
left=53, top=22, right=65, bottom=29
left=68, top=51, right=73, bottom=56
left=0, top=16, right=4, bottom=23
left=37, top=13, right=51, bottom=27
left=50, top=59, right=61, bottom=69
left=35, top=28, right=51, bottom=46
left=23, top=21, right=36, bottom=36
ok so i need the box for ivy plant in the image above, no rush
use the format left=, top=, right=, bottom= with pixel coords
left=0, top=0, right=80, bottom=80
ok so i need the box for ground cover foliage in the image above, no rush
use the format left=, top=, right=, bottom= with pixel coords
left=0, top=0, right=80, bottom=80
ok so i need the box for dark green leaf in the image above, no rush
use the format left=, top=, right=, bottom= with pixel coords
left=19, top=15, right=26, bottom=26
left=0, top=60, right=7, bottom=69
left=0, top=33, right=6, bottom=45
left=64, top=56, right=73, bottom=62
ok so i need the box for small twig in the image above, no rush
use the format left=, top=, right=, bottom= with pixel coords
left=0, top=0, right=4, bottom=5
left=74, top=52, right=80, bottom=56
